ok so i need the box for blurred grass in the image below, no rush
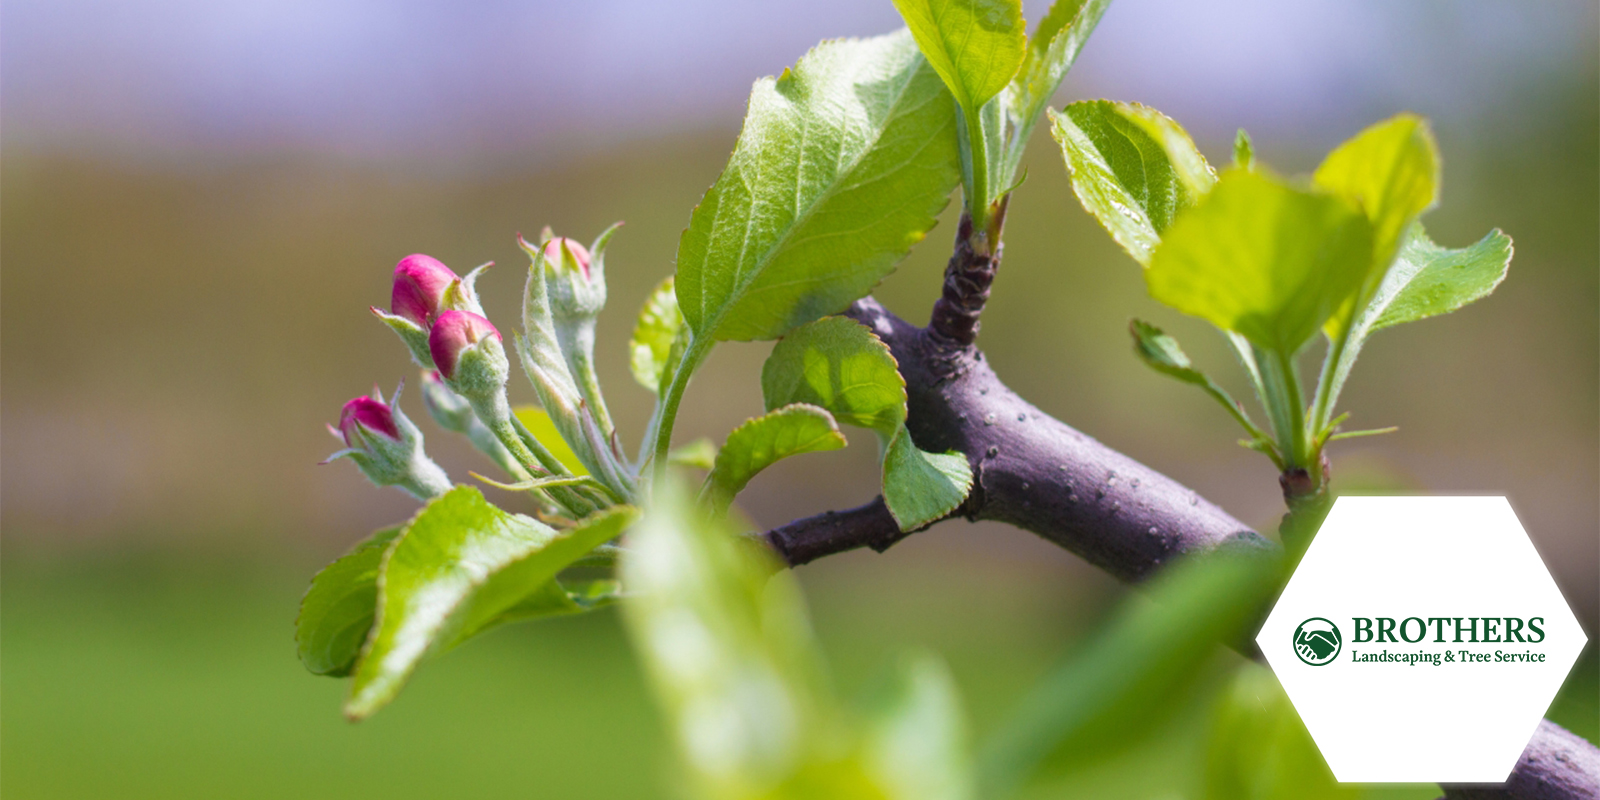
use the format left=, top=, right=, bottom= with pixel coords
left=6, top=539, right=1587, bottom=799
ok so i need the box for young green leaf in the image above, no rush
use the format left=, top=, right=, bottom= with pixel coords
left=1000, top=0, right=1113, bottom=185
left=676, top=29, right=962, bottom=343
left=1146, top=169, right=1373, bottom=354
left=296, top=525, right=403, bottom=677
left=761, top=316, right=907, bottom=434
left=1049, top=101, right=1215, bottom=266
left=1233, top=128, right=1254, bottom=169
left=761, top=316, right=973, bottom=530
left=979, top=549, right=1281, bottom=795
left=702, top=404, right=848, bottom=514
left=1314, top=223, right=1512, bottom=430
left=1314, top=113, right=1439, bottom=276
left=1129, top=319, right=1266, bottom=442
left=880, top=429, right=974, bottom=530
left=891, top=0, right=1026, bottom=114
left=1371, top=224, right=1512, bottom=331
left=1312, top=114, right=1440, bottom=344
left=344, top=489, right=635, bottom=720
left=630, top=276, right=686, bottom=393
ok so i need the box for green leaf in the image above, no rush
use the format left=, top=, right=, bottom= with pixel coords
left=467, top=578, right=621, bottom=638
left=762, top=316, right=972, bottom=530
left=761, top=316, right=908, bottom=435
left=1129, top=319, right=1265, bottom=442
left=631, top=276, right=686, bottom=393
left=881, top=428, right=973, bottom=530
left=1371, top=224, right=1512, bottom=331
left=1315, top=223, right=1512, bottom=429
left=891, top=0, right=1026, bottom=113
left=1204, top=663, right=1356, bottom=800
left=344, top=489, right=635, bottom=720
left=296, top=525, right=403, bottom=677
left=513, top=405, right=588, bottom=476
left=860, top=653, right=974, bottom=800
left=1001, top=0, right=1113, bottom=184
left=1146, top=169, right=1373, bottom=354
left=1313, top=114, right=1439, bottom=340
left=979, top=549, right=1281, bottom=796
left=1049, top=101, right=1216, bottom=266
left=675, top=29, right=962, bottom=343
left=703, top=404, right=848, bottom=514
left=1314, top=113, right=1439, bottom=274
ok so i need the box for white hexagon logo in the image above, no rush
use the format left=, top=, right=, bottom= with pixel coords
left=1257, top=496, right=1588, bottom=783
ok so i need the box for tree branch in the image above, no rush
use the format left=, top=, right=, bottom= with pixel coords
left=759, top=294, right=1598, bottom=800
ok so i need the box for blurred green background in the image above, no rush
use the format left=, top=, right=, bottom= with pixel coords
left=2, top=1, right=1595, bottom=797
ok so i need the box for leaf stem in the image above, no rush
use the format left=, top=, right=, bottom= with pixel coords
left=1310, top=329, right=1350, bottom=437
left=1255, top=346, right=1311, bottom=471
left=649, top=334, right=714, bottom=486
left=962, top=105, right=991, bottom=241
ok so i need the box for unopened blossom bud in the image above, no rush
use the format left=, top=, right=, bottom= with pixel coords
left=372, top=253, right=490, bottom=368
left=524, top=232, right=608, bottom=324
left=390, top=254, right=458, bottom=326
left=514, top=224, right=630, bottom=497
left=324, top=384, right=451, bottom=500
left=429, top=310, right=504, bottom=383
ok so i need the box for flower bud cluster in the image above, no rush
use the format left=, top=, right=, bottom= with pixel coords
left=328, top=227, right=638, bottom=514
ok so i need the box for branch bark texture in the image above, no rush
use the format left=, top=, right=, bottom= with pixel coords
left=758, top=280, right=1597, bottom=800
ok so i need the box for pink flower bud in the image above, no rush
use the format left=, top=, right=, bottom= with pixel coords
left=541, top=237, right=592, bottom=281
left=339, top=394, right=401, bottom=445
left=390, top=254, right=460, bottom=326
left=429, top=310, right=502, bottom=380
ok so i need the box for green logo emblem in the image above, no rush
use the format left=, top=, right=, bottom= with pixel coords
left=1294, top=617, right=1342, bottom=666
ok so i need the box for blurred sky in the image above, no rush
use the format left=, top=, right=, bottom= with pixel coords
left=3, top=0, right=1594, bottom=165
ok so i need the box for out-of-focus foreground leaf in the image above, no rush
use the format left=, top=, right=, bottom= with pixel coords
left=621, top=480, right=973, bottom=800
left=1204, top=663, right=1361, bottom=800
left=1146, top=169, right=1373, bottom=355
left=979, top=547, right=1280, bottom=796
